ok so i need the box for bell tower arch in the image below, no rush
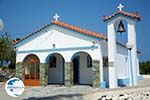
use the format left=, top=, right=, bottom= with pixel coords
left=103, top=4, right=141, bottom=88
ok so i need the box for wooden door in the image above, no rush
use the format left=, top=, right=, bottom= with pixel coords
left=23, top=54, right=40, bottom=86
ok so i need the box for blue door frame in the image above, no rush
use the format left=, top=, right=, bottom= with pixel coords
left=72, top=56, right=80, bottom=84
left=62, top=60, right=65, bottom=84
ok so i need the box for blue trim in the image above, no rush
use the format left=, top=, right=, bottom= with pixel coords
left=105, top=81, right=109, bottom=88
left=117, top=78, right=129, bottom=87
left=17, top=46, right=98, bottom=53
left=14, top=24, right=101, bottom=48
left=100, top=81, right=106, bottom=88
left=78, top=56, right=80, bottom=84
left=63, top=60, right=65, bottom=83
left=45, top=53, right=65, bottom=84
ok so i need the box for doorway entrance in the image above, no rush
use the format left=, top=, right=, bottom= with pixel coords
left=47, top=53, right=65, bottom=84
left=72, top=57, right=79, bottom=84
left=71, top=52, right=93, bottom=85
left=23, top=54, right=40, bottom=86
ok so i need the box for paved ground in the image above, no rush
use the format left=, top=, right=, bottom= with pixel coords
left=0, top=78, right=150, bottom=100
left=0, top=83, right=97, bottom=100
left=137, top=78, right=150, bottom=87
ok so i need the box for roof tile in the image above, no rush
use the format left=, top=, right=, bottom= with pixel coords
left=13, top=21, right=107, bottom=45
left=51, top=20, right=107, bottom=39
left=103, top=11, right=141, bottom=21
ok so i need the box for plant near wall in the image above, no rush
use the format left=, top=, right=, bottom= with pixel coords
left=140, top=60, right=150, bottom=75
left=0, top=33, right=16, bottom=68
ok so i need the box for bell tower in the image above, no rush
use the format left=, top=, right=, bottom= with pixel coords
left=103, top=4, right=141, bottom=88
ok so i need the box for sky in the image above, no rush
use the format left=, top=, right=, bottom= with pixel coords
left=0, top=0, right=150, bottom=61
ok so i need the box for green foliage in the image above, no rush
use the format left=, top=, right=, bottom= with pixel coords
left=140, top=60, right=150, bottom=75
left=0, top=33, right=16, bottom=67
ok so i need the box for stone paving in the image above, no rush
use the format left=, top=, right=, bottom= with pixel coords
left=0, top=83, right=98, bottom=100
left=0, top=78, right=150, bottom=100
left=85, top=78, right=150, bottom=100
left=85, top=86, right=150, bottom=100
left=23, top=85, right=95, bottom=99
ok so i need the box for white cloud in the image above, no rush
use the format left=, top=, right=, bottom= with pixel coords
left=0, top=19, right=4, bottom=31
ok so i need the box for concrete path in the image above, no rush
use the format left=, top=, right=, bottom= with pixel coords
left=0, top=78, right=150, bottom=100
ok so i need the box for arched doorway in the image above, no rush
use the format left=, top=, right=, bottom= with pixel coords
left=23, top=54, right=40, bottom=86
left=47, top=53, right=65, bottom=84
left=71, top=52, right=92, bottom=85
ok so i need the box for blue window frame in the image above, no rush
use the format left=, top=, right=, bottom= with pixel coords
left=103, top=57, right=108, bottom=67
left=49, top=55, right=56, bottom=68
left=87, top=55, right=92, bottom=68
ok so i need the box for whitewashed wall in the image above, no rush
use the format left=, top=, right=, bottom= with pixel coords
left=74, top=53, right=92, bottom=85
left=16, top=25, right=103, bottom=85
left=137, top=55, right=140, bottom=76
left=99, top=40, right=108, bottom=57
left=15, top=23, right=134, bottom=86
left=99, top=40, right=108, bottom=83
left=116, top=44, right=128, bottom=79
left=16, top=25, right=101, bottom=63
left=48, top=54, right=64, bottom=84
left=102, top=40, right=129, bottom=84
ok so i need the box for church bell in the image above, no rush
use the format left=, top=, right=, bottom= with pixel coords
left=117, top=20, right=126, bottom=33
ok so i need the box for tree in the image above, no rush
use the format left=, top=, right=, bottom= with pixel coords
left=0, top=33, right=16, bottom=68
left=140, top=60, right=150, bottom=75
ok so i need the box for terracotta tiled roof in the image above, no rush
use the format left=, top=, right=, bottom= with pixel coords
left=13, top=21, right=107, bottom=45
left=51, top=20, right=107, bottom=39
left=103, top=11, right=141, bottom=21
left=13, top=20, right=141, bottom=53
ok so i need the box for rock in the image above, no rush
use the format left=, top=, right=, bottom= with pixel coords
left=105, top=95, right=112, bottom=100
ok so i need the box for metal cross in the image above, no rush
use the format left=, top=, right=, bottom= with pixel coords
left=53, top=13, right=60, bottom=21
left=117, top=4, right=124, bottom=11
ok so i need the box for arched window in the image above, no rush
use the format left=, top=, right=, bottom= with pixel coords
left=49, top=55, right=56, bottom=68
left=103, top=57, right=108, bottom=67
left=87, top=55, right=92, bottom=68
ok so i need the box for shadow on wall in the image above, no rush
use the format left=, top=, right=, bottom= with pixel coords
left=23, top=94, right=84, bottom=100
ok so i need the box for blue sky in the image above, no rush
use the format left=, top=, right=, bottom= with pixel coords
left=0, top=0, right=149, bottom=61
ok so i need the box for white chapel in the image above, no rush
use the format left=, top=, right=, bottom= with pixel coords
left=14, top=4, right=141, bottom=88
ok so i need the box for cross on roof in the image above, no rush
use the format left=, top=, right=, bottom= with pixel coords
left=117, top=4, right=124, bottom=11
left=53, top=13, right=60, bottom=21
